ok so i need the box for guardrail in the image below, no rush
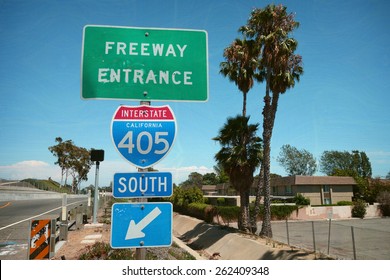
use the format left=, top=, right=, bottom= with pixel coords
left=28, top=201, right=91, bottom=260
left=0, top=191, right=105, bottom=260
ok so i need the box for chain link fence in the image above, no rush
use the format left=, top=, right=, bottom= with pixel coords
left=267, top=218, right=390, bottom=260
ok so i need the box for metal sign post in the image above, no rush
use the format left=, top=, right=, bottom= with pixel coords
left=91, top=150, right=104, bottom=224
left=92, top=161, right=100, bottom=224
left=136, top=101, right=149, bottom=260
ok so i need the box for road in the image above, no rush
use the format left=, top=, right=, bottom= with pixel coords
left=0, top=197, right=88, bottom=260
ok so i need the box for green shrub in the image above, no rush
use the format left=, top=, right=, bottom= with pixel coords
left=337, top=201, right=353, bottom=206
left=377, top=191, right=390, bottom=217
left=351, top=199, right=367, bottom=218
left=170, top=187, right=204, bottom=207
left=170, top=186, right=205, bottom=214
left=271, top=205, right=298, bottom=220
left=214, top=204, right=298, bottom=225
left=187, top=203, right=215, bottom=223
left=293, top=193, right=310, bottom=205
left=216, top=206, right=240, bottom=225
left=216, top=197, right=226, bottom=206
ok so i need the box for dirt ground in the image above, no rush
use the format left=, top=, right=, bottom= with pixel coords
left=51, top=205, right=318, bottom=260
left=52, top=223, right=111, bottom=260
left=52, top=221, right=194, bottom=260
left=52, top=220, right=317, bottom=260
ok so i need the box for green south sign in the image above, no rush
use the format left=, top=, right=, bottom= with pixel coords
left=81, top=25, right=208, bottom=102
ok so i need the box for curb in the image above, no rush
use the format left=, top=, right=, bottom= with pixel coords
left=172, top=236, right=205, bottom=260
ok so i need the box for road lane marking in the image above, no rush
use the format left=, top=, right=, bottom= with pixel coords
left=0, top=199, right=87, bottom=231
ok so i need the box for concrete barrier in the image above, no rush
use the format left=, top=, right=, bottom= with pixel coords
left=0, top=185, right=88, bottom=201
left=173, top=213, right=315, bottom=260
left=288, top=204, right=381, bottom=220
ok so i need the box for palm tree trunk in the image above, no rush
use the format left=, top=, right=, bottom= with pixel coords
left=242, top=92, right=247, bottom=117
left=260, top=72, right=280, bottom=238
left=239, top=96, right=250, bottom=232
left=251, top=162, right=263, bottom=233
left=260, top=120, right=273, bottom=237
left=239, top=187, right=251, bottom=232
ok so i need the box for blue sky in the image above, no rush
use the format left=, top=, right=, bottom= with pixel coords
left=0, top=0, right=389, bottom=187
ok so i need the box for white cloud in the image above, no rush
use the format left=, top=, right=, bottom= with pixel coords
left=14, top=160, right=49, bottom=167
left=367, top=151, right=390, bottom=165
left=84, top=161, right=215, bottom=186
left=0, top=160, right=215, bottom=188
left=367, top=150, right=390, bottom=158
left=84, top=160, right=138, bottom=187
left=159, top=165, right=212, bottom=173
left=158, top=165, right=214, bottom=184
left=0, top=160, right=62, bottom=181
left=0, top=160, right=131, bottom=188
left=366, top=151, right=390, bottom=177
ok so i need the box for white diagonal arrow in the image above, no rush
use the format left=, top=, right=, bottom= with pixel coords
left=125, top=207, right=162, bottom=240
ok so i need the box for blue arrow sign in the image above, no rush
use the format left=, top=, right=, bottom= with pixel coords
left=111, top=105, right=177, bottom=169
left=113, top=172, right=172, bottom=198
left=110, top=202, right=172, bottom=248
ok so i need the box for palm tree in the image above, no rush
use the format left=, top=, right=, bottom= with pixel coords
left=220, top=38, right=260, bottom=117
left=213, top=115, right=262, bottom=232
left=240, top=4, right=303, bottom=237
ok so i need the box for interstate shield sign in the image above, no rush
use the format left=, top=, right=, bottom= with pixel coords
left=111, top=105, right=177, bottom=169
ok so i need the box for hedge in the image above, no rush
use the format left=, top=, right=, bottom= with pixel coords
left=174, top=203, right=298, bottom=224
left=170, top=187, right=298, bottom=225
left=186, top=203, right=215, bottom=223
left=215, top=206, right=240, bottom=225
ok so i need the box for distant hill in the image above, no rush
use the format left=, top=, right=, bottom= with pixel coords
left=21, top=178, right=72, bottom=194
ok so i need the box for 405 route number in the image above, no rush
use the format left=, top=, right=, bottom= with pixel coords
left=111, top=105, right=177, bottom=169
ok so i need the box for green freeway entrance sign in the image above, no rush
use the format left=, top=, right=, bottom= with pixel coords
left=81, top=25, right=208, bottom=102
